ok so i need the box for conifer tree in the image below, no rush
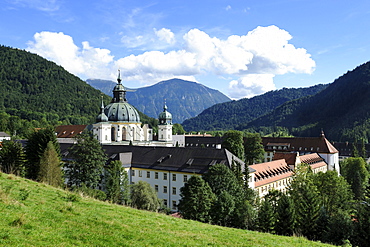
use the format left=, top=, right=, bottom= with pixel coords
left=105, top=160, right=130, bottom=204
left=0, top=139, right=25, bottom=176
left=37, top=141, right=63, bottom=187
left=25, top=127, right=60, bottom=180
left=289, top=164, right=321, bottom=240
left=275, top=193, right=295, bottom=236
left=257, top=199, right=275, bottom=233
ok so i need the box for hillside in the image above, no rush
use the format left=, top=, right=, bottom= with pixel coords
left=0, top=172, right=332, bottom=247
left=182, top=84, right=328, bottom=132
left=0, top=46, right=155, bottom=137
left=87, top=78, right=231, bottom=123
left=240, top=61, right=370, bottom=142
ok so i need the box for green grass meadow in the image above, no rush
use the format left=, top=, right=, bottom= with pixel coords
left=0, top=172, right=333, bottom=246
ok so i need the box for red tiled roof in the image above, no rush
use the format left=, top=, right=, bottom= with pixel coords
left=273, top=152, right=298, bottom=166
left=299, top=153, right=327, bottom=170
left=55, top=125, right=87, bottom=138
left=262, top=136, right=338, bottom=154
left=250, top=159, right=293, bottom=187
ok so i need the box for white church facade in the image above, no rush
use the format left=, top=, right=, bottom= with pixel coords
left=91, top=71, right=173, bottom=147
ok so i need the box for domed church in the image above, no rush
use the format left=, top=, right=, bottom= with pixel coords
left=92, top=71, right=173, bottom=146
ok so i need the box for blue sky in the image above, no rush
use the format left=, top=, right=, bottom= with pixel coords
left=1, top=0, right=370, bottom=99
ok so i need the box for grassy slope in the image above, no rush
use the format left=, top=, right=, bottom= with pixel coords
left=0, top=173, right=333, bottom=247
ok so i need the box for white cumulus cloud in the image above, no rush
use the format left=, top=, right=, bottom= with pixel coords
left=229, top=74, right=276, bottom=99
left=154, top=28, right=175, bottom=45
left=26, top=26, right=315, bottom=99
left=27, top=31, right=114, bottom=79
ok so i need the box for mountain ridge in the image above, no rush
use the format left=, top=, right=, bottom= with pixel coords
left=87, top=78, right=231, bottom=123
left=182, top=84, right=328, bottom=132
left=240, top=61, right=370, bottom=142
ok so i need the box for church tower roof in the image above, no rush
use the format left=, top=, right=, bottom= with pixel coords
left=158, top=100, right=172, bottom=125
left=96, top=96, right=108, bottom=122
left=102, top=70, right=141, bottom=123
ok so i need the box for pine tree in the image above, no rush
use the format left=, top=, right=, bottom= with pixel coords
left=105, top=160, right=130, bottom=204
left=289, top=164, right=321, bottom=240
left=0, top=139, right=25, bottom=176
left=178, top=176, right=215, bottom=223
left=257, top=199, right=275, bottom=233
left=275, top=193, right=295, bottom=236
left=37, top=141, right=63, bottom=187
left=25, top=127, right=60, bottom=180
left=65, top=132, right=107, bottom=189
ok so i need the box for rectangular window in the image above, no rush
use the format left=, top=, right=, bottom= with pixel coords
left=163, top=199, right=167, bottom=207
left=155, top=185, right=158, bottom=192
left=139, top=170, right=142, bottom=177
left=172, top=187, right=176, bottom=195
left=131, top=170, right=135, bottom=176
left=172, top=201, right=177, bottom=210
left=147, top=171, right=150, bottom=178
left=155, top=172, right=158, bottom=179
left=163, top=186, right=167, bottom=193
left=172, top=174, right=176, bottom=181
left=183, top=175, right=188, bottom=182
left=163, top=173, right=167, bottom=180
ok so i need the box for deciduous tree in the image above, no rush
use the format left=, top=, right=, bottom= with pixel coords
left=130, top=180, right=159, bottom=212
left=178, top=175, right=215, bottom=223
left=65, top=132, right=107, bottom=189
left=243, top=132, right=264, bottom=166
left=222, top=130, right=244, bottom=161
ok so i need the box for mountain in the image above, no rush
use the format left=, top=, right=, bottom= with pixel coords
left=87, top=78, right=231, bottom=123
left=0, top=46, right=155, bottom=137
left=240, top=62, right=370, bottom=142
left=182, top=84, right=328, bottom=132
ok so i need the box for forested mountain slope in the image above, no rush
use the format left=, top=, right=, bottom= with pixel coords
left=0, top=46, right=154, bottom=137
left=182, top=84, right=328, bottom=131
left=88, top=78, right=231, bottom=123
left=241, top=62, right=370, bottom=142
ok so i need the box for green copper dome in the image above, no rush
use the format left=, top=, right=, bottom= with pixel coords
left=96, top=97, right=108, bottom=122
left=103, top=71, right=141, bottom=123
left=158, top=102, right=172, bottom=125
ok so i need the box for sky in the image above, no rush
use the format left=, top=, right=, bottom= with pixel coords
left=1, top=0, right=370, bottom=99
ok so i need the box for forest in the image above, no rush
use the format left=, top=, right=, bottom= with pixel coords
left=0, top=46, right=157, bottom=138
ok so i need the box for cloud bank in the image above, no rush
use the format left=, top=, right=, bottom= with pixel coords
left=26, top=25, right=315, bottom=99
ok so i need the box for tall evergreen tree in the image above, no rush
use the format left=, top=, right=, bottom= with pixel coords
left=275, top=193, right=295, bottom=236
left=65, top=132, right=107, bottom=189
left=105, top=160, right=130, bottom=204
left=257, top=199, right=275, bottom=233
left=178, top=176, right=215, bottom=223
left=0, top=139, right=25, bottom=176
left=25, top=127, right=60, bottom=180
left=289, top=164, right=321, bottom=240
left=37, top=141, right=63, bottom=187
